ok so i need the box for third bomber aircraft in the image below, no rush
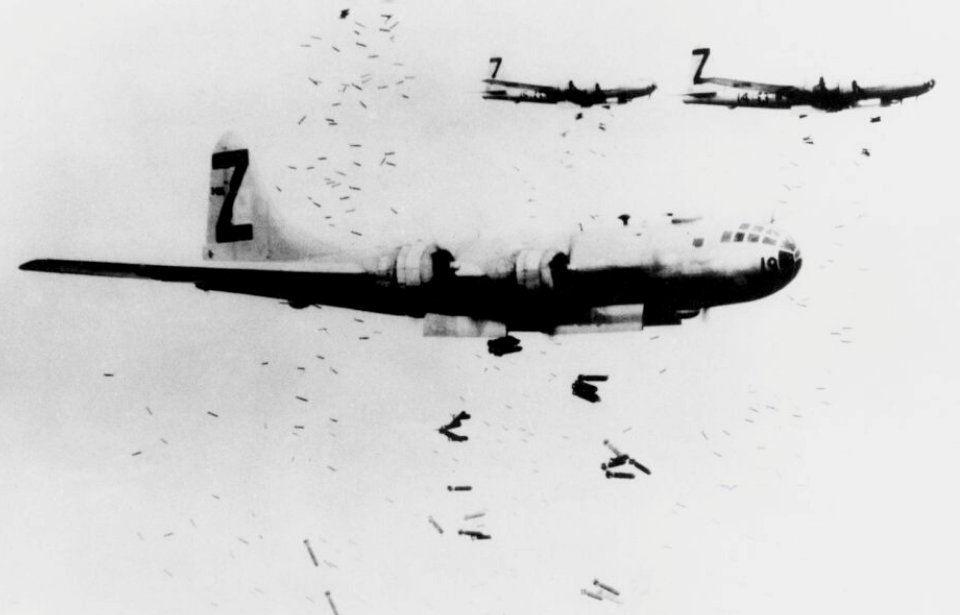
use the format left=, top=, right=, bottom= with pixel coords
left=684, top=47, right=935, bottom=112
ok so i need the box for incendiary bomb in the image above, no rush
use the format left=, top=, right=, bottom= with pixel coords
left=593, top=579, right=620, bottom=596
left=487, top=335, right=522, bottom=357
left=572, top=374, right=608, bottom=403
left=458, top=530, right=491, bottom=540
left=438, top=427, right=468, bottom=442
left=438, top=410, right=471, bottom=441
left=581, top=589, right=604, bottom=601
left=303, top=539, right=319, bottom=567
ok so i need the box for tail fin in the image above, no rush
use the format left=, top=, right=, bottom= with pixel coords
left=488, top=57, right=503, bottom=80
left=205, top=133, right=272, bottom=261
left=691, top=48, right=710, bottom=84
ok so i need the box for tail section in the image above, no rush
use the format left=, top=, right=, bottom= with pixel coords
left=205, top=133, right=272, bottom=261
left=691, top=48, right=710, bottom=84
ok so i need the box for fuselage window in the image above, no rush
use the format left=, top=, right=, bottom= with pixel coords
left=734, top=232, right=745, bottom=242
left=693, top=237, right=704, bottom=247
left=721, top=231, right=732, bottom=242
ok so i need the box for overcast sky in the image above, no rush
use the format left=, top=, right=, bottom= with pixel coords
left=0, top=1, right=956, bottom=614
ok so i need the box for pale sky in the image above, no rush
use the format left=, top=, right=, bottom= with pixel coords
left=0, top=1, right=956, bottom=614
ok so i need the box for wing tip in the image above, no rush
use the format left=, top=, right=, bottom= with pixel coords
left=19, top=259, right=49, bottom=271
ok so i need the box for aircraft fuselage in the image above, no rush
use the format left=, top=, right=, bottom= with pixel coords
left=186, top=219, right=802, bottom=333
left=20, top=134, right=801, bottom=337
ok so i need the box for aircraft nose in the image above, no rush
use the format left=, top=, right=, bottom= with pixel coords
left=779, top=250, right=801, bottom=281
left=778, top=235, right=802, bottom=283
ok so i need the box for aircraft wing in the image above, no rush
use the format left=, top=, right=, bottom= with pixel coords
left=856, top=80, right=936, bottom=104
left=19, top=258, right=367, bottom=280
left=18, top=259, right=404, bottom=313
left=699, top=77, right=794, bottom=94
left=600, top=84, right=655, bottom=96
left=682, top=92, right=795, bottom=109
left=481, top=92, right=560, bottom=104
left=482, top=78, right=559, bottom=94
left=598, top=84, right=657, bottom=101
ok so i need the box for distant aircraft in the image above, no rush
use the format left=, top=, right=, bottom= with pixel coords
left=684, top=48, right=935, bottom=112
left=20, top=133, right=801, bottom=336
left=482, top=57, right=656, bottom=108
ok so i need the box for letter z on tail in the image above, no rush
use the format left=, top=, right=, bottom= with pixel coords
left=206, top=133, right=273, bottom=262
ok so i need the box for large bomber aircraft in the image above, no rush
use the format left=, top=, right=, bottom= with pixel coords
left=684, top=48, right=935, bottom=112
left=20, top=133, right=801, bottom=336
left=482, top=57, right=657, bottom=108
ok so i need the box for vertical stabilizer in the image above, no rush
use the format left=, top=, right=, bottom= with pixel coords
left=205, top=133, right=272, bottom=261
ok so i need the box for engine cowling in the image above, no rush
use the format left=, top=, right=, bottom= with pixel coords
left=514, top=249, right=569, bottom=291
left=382, top=243, right=454, bottom=288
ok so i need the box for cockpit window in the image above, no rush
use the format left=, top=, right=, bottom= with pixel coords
left=692, top=237, right=704, bottom=247
left=783, top=239, right=796, bottom=251
left=752, top=225, right=764, bottom=232
left=762, top=237, right=776, bottom=245
left=748, top=234, right=760, bottom=242
left=720, top=231, right=732, bottom=242
left=739, top=223, right=750, bottom=230
left=734, top=232, right=745, bottom=242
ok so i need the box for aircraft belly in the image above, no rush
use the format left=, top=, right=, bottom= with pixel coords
left=564, top=262, right=773, bottom=311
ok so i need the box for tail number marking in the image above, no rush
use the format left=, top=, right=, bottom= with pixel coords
left=212, top=149, right=253, bottom=243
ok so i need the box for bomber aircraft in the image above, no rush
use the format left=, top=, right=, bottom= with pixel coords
left=482, top=57, right=657, bottom=108
left=20, top=133, right=801, bottom=337
left=684, top=47, right=935, bottom=112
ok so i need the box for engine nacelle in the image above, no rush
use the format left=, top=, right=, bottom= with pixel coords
left=381, top=243, right=454, bottom=288
left=514, top=249, right=569, bottom=291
